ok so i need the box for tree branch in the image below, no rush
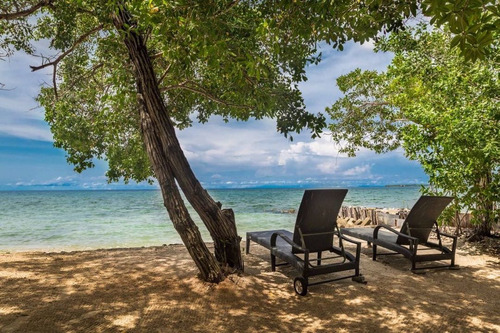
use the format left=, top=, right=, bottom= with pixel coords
left=150, top=51, right=164, bottom=59
left=0, top=0, right=54, bottom=20
left=162, top=80, right=252, bottom=110
left=30, top=24, right=104, bottom=72
left=65, top=62, right=104, bottom=92
left=360, top=101, right=390, bottom=108
left=157, top=63, right=171, bottom=85
left=212, top=0, right=239, bottom=18
left=29, top=23, right=104, bottom=99
left=52, top=67, right=57, bottom=98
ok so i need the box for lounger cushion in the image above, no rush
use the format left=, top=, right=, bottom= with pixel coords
left=247, top=229, right=305, bottom=271
left=247, top=229, right=290, bottom=250
left=342, top=227, right=414, bottom=259
left=342, top=227, right=398, bottom=244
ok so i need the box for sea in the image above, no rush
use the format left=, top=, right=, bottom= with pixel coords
left=0, top=187, right=422, bottom=252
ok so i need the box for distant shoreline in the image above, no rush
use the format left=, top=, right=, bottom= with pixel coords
left=384, top=184, right=424, bottom=188
left=0, top=184, right=428, bottom=192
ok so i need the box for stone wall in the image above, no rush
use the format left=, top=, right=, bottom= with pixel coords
left=338, top=206, right=474, bottom=228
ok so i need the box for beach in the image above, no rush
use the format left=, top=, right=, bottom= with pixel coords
left=1, top=188, right=498, bottom=332
left=1, top=239, right=498, bottom=332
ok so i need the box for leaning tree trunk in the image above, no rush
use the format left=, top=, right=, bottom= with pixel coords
left=139, top=103, right=224, bottom=282
left=112, top=6, right=243, bottom=279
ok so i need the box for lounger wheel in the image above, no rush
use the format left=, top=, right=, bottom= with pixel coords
left=352, top=275, right=367, bottom=284
left=294, top=277, right=308, bottom=296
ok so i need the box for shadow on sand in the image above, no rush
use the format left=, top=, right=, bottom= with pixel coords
left=0, top=243, right=498, bottom=332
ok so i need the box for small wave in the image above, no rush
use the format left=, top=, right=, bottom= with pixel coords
left=265, top=208, right=296, bottom=214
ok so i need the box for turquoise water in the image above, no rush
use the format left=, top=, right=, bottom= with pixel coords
left=0, top=187, right=421, bottom=251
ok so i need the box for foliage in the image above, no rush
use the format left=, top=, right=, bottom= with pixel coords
left=1, top=0, right=498, bottom=186
left=0, top=0, right=421, bottom=183
left=328, top=26, right=499, bottom=233
left=421, top=0, right=499, bottom=60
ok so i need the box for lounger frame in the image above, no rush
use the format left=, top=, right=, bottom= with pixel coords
left=343, top=196, right=459, bottom=273
left=246, top=189, right=366, bottom=295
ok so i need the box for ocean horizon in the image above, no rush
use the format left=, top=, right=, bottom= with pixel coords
left=0, top=187, right=423, bottom=252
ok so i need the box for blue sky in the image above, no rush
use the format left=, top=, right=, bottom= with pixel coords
left=0, top=41, right=427, bottom=190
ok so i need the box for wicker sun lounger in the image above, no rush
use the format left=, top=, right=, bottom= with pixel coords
left=246, top=189, right=365, bottom=296
left=342, top=196, right=459, bottom=273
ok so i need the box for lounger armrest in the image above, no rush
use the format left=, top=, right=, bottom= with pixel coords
left=438, top=231, right=457, bottom=239
left=270, top=232, right=309, bottom=254
left=340, top=234, right=362, bottom=261
left=374, top=224, right=419, bottom=255
left=340, top=234, right=361, bottom=246
left=438, top=230, right=458, bottom=254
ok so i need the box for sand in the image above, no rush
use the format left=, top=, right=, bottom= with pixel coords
left=0, top=239, right=498, bottom=333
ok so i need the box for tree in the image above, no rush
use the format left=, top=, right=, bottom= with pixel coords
left=327, top=25, right=499, bottom=236
left=1, top=1, right=496, bottom=282
left=0, top=0, right=417, bottom=282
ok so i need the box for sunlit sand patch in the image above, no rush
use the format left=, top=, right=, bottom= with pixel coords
left=299, top=321, right=328, bottom=333
left=375, top=308, right=424, bottom=331
left=227, top=309, right=247, bottom=317
left=0, top=270, right=36, bottom=279
left=344, top=295, right=371, bottom=306
left=0, top=306, right=22, bottom=315
left=60, top=280, right=87, bottom=295
left=265, top=288, right=292, bottom=300
left=472, top=269, right=500, bottom=281
left=108, top=301, right=131, bottom=309
left=109, top=313, right=139, bottom=329
left=80, top=310, right=100, bottom=319
left=287, top=313, right=340, bottom=332
left=467, top=315, right=500, bottom=332
left=407, top=307, right=444, bottom=327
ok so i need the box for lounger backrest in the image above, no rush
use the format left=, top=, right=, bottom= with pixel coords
left=292, top=189, right=348, bottom=253
left=397, top=196, right=453, bottom=244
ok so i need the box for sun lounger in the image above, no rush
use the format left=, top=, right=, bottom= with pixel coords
left=246, top=189, right=365, bottom=295
left=342, top=196, right=458, bottom=272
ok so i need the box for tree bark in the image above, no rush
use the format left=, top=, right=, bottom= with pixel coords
left=112, top=5, right=243, bottom=280
left=138, top=101, right=224, bottom=282
left=475, top=172, right=493, bottom=237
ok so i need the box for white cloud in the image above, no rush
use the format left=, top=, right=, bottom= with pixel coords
left=278, top=137, right=340, bottom=165
left=342, top=164, right=372, bottom=177
left=316, top=161, right=340, bottom=174
left=13, top=175, right=77, bottom=187
left=0, top=121, right=52, bottom=141
left=175, top=113, right=424, bottom=186
left=358, top=39, right=376, bottom=50
left=178, top=117, right=287, bottom=168
left=278, top=142, right=308, bottom=165
left=278, top=136, right=347, bottom=166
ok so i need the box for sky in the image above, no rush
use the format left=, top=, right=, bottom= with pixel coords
left=0, top=41, right=428, bottom=190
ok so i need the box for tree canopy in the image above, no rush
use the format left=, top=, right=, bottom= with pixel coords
left=0, top=0, right=424, bottom=184
left=328, top=25, right=499, bottom=235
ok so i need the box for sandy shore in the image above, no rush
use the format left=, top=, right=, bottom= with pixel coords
left=0, top=239, right=499, bottom=332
